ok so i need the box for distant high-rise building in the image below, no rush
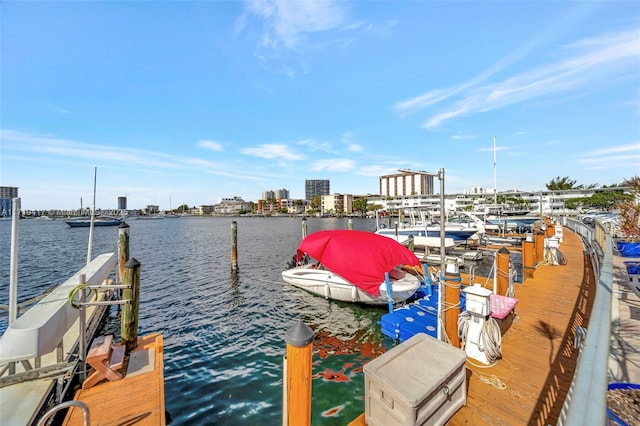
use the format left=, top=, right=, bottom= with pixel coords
left=0, top=186, right=19, bottom=217
left=262, top=188, right=290, bottom=200
left=305, top=179, right=330, bottom=200
left=118, top=196, right=127, bottom=210
left=262, top=190, right=276, bottom=200
left=275, top=188, right=290, bottom=199
left=379, top=170, right=434, bottom=197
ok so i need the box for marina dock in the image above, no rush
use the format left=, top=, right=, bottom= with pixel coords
left=449, top=226, right=589, bottom=425
left=351, top=223, right=639, bottom=425
left=63, top=333, right=166, bottom=426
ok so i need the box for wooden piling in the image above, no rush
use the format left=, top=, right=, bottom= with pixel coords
left=301, top=218, right=307, bottom=240
left=522, top=238, right=535, bottom=281
left=535, top=233, right=545, bottom=264
left=121, top=257, right=141, bottom=352
left=284, top=321, right=314, bottom=426
left=348, top=218, right=353, bottom=230
left=496, top=247, right=510, bottom=296
left=444, top=263, right=461, bottom=347
left=546, top=223, right=555, bottom=238
left=407, top=235, right=414, bottom=252
left=118, top=222, right=130, bottom=285
left=231, top=220, right=238, bottom=272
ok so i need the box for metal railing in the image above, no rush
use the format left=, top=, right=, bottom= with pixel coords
left=557, top=218, right=612, bottom=425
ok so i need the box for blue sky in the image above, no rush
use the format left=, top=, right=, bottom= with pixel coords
left=1, top=1, right=639, bottom=211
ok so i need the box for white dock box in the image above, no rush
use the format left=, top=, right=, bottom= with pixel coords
left=363, top=333, right=467, bottom=426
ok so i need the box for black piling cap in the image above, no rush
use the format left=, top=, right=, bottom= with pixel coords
left=498, top=246, right=510, bottom=254
left=124, top=257, right=140, bottom=268
left=285, top=320, right=314, bottom=347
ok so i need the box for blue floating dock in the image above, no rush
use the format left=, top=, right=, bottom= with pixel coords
left=379, top=285, right=466, bottom=342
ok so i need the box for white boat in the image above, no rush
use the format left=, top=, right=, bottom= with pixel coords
left=282, top=263, right=422, bottom=305
left=376, top=209, right=480, bottom=244
left=282, top=230, right=424, bottom=305
left=64, top=215, right=123, bottom=227
left=461, top=250, right=483, bottom=261
left=422, top=253, right=465, bottom=267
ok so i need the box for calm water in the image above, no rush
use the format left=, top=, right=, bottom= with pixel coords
left=0, top=217, right=395, bottom=425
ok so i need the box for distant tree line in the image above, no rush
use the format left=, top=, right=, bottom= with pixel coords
left=545, top=176, right=637, bottom=211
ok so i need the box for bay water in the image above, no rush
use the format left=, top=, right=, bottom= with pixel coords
left=1, top=217, right=395, bottom=425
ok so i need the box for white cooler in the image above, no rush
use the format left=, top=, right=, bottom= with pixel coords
left=364, top=333, right=467, bottom=426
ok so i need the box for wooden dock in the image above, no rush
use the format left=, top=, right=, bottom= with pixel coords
left=63, top=333, right=166, bottom=426
left=350, top=227, right=593, bottom=425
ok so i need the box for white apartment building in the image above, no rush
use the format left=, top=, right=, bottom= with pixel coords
left=368, top=187, right=628, bottom=216
left=321, top=193, right=353, bottom=215
left=379, top=170, right=435, bottom=197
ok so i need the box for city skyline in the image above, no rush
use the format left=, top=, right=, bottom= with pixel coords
left=2, top=1, right=639, bottom=210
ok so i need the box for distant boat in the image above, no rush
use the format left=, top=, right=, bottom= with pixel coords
left=375, top=209, right=479, bottom=244
left=282, top=229, right=424, bottom=305
left=64, top=215, right=122, bottom=227
left=35, top=215, right=55, bottom=221
left=136, top=215, right=165, bottom=220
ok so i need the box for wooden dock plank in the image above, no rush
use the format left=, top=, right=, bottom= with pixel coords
left=449, top=229, right=593, bottom=426
left=63, top=333, right=165, bottom=426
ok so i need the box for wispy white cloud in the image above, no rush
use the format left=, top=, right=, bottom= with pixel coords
left=241, top=143, right=304, bottom=160
left=356, top=164, right=398, bottom=177
left=297, top=138, right=333, bottom=152
left=575, top=142, right=640, bottom=170
left=1, top=129, right=179, bottom=169
left=451, top=134, right=474, bottom=141
left=197, top=140, right=224, bottom=152
left=44, top=103, right=70, bottom=115
left=395, top=27, right=640, bottom=129
left=310, top=158, right=354, bottom=172
left=583, top=142, right=640, bottom=156
left=0, top=129, right=268, bottom=181
left=244, top=0, right=354, bottom=50
left=339, top=132, right=363, bottom=152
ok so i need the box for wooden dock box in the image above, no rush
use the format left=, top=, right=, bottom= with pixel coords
left=363, top=333, right=467, bottom=426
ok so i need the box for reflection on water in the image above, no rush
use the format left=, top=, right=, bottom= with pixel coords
left=0, top=217, right=388, bottom=425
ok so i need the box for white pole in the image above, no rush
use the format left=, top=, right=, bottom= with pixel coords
left=493, top=136, right=497, bottom=206
left=87, top=167, right=97, bottom=265
left=9, top=198, right=21, bottom=324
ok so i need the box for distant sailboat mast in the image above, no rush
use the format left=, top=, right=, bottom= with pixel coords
left=493, top=135, right=497, bottom=205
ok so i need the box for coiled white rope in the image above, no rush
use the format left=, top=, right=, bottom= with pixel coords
left=479, top=317, right=502, bottom=362
left=457, top=310, right=470, bottom=347
left=457, top=310, right=502, bottom=363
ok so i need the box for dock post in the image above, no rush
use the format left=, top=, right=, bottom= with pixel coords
left=546, top=222, right=555, bottom=238
left=348, top=218, right=353, bottom=230
left=535, top=233, right=545, bottom=265
left=407, top=235, right=414, bottom=252
left=522, top=234, right=535, bottom=281
left=121, top=258, right=141, bottom=352
left=496, top=247, right=510, bottom=296
left=283, top=321, right=314, bottom=426
left=301, top=217, right=307, bottom=240
left=444, top=261, right=461, bottom=347
left=118, top=222, right=130, bottom=285
left=231, top=220, right=238, bottom=272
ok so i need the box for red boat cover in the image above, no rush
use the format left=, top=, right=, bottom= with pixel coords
left=295, top=229, right=422, bottom=296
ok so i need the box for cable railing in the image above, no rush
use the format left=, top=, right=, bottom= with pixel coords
left=557, top=218, right=612, bottom=425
